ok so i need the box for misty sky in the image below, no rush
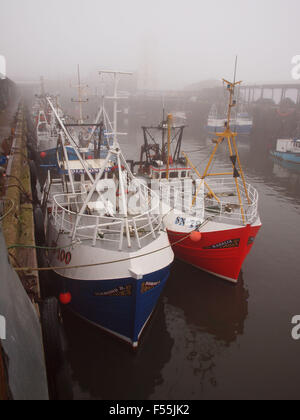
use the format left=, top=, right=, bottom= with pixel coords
left=0, top=0, right=300, bottom=88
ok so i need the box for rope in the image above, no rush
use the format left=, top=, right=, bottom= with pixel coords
left=0, top=199, right=15, bottom=221
left=13, top=228, right=198, bottom=273
left=7, top=243, right=74, bottom=251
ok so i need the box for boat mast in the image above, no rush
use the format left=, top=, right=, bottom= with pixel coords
left=76, top=71, right=134, bottom=247
left=86, top=78, right=115, bottom=150
left=60, top=131, right=76, bottom=194
left=105, top=71, right=132, bottom=230
left=226, top=56, right=238, bottom=130
left=187, top=61, right=251, bottom=224
left=46, top=97, right=96, bottom=185
left=166, top=114, right=172, bottom=180
left=71, top=64, right=88, bottom=124
left=40, top=76, right=45, bottom=97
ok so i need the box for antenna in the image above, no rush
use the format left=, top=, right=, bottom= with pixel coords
left=40, top=76, right=45, bottom=97
left=222, top=57, right=242, bottom=127
left=98, top=70, right=132, bottom=147
left=233, top=55, right=238, bottom=85
left=71, top=64, right=89, bottom=124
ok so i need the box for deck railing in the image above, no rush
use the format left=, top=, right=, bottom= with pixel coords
left=204, top=178, right=259, bottom=224
left=51, top=183, right=162, bottom=250
left=162, top=177, right=259, bottom=225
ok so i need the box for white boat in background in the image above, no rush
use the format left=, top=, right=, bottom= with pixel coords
left=170, top=111, right=187, bottom=125
left=36, top=68, right=116, bottom=170
left=206, top=104, right=226, bottom=134
left=231, top=108, right=253, bottom=136
left=41, top=71, right=174, bottom=348
left=207, top=103, right=253, bottom=137
left=35, top=96, right=62, bottom=157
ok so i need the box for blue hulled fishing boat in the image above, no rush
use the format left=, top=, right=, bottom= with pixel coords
left=41, top=71, right=174, bottom=347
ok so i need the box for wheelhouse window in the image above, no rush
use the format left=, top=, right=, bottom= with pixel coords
left=170, top=172, right=178, bottom=178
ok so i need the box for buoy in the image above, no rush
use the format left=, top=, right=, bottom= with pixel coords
left=59, top=292, right=72, bottom=305
left=190, top=231, right=202, bottom=242
left=40, top=151, right=47, bottom=159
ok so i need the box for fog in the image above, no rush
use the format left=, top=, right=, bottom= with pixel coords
left=1, top=0, right=300, bottom=89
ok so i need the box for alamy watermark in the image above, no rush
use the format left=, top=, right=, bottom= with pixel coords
left=85, top=178, right=205, bottom=218
left=291, top=55, right=300, bottom=80
left=0, top=315, right=6, bottom=340
left=0, top=55, right=6, bottom=79
left=291, top=316, right=300, bottom=340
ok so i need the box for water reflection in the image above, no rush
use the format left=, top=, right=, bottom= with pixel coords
left=240, top=142, right=300, bottom=204
left=62, top=298, right=174, bottom=400
left=60, top=133, right=300, bottom=400
left=197, top=136, right=300, bottom=205
left=166, top=261, right=248, bottom=345
left=147, top=261, right=248, bottom=398
left=62, top=258, right=249, bottom=400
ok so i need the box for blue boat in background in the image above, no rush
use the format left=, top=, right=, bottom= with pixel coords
left=231, top=112, right=253, bottom=135
left=271, top=139, right=300, bottom=164
left=207, top=105, right=253, bottom=136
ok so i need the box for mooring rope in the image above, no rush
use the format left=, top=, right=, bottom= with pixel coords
left=0, top=198, right=15, bottom=222
left=12, top=228, right=199, bottom=273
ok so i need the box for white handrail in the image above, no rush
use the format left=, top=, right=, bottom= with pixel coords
left=170, top=177, right=259, bottom=225
left=51, top=183, right=162, bottom=250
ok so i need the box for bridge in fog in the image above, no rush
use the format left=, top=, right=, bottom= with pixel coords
left=239, top=83, right=300, bottom=105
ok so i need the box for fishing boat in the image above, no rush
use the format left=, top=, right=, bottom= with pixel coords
left=231, top=105, right=253, bottom=136
left=65, top=74, right=116, bottom=163
left=31, top=78, right=63, bottom=165
left=206, top=104, right=226, bottom=134
left=35, top=97, right=62, bottom=164
left=271, top=138, right=300, bottom=164
left=207, top=103, right=253, bottom=137
left=41, top=71, right=174, bottom=347
left=38, top=67, right=115, bottom=171
left=135, top=76, right=261, bottom=283
left=167, top=77, right=261, bottom=283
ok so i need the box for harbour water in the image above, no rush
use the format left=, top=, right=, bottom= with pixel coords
left=60, top=136, right=300, bottom=400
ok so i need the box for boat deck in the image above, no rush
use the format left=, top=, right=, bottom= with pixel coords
left=46, top=179, right=163, bottom=252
